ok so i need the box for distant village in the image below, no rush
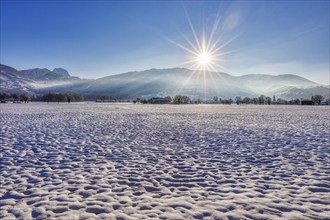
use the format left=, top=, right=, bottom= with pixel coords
left=0, top=92, right=329, bottom=105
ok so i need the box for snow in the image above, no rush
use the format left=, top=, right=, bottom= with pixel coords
left=0, top=103, right=329, bottom=219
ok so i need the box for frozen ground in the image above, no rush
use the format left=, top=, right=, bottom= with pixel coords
left=0, top=103, right=329, bottom=220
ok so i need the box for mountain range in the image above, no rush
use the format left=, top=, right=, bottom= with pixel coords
left=1, top=64, right=329, bottom=100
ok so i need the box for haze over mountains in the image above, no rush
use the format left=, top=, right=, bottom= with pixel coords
left=1, top=64, right=329, bottom=100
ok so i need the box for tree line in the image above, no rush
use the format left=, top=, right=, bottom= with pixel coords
left=134, top=94, right=328, bottom=105
left=43, top=93, right=84, bottom=102
left=0, top=92, right=84, bottom=103
left=211, top=94, right=326, bottom=105
left=0, top=92, right=328, bottom=105
left=0, top=93, right=31, bottom=103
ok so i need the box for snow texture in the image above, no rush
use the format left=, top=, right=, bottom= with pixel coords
left=0, top=103, right=329, bottom=220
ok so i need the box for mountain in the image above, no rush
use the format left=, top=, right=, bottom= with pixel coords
left=21, top=67, right=73, bottom=81
left=1, top=64, right=328, bottom=100
left=0, top=65, right=35, bottom=93
left=0, top=64, right=85, bottom=94
left=71, top=68, right=326, bottom=100
left=267, top=85, right=330, bottom=100
left=52, top=68, right=70, bottom=78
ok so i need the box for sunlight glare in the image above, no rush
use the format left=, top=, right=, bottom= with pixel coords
left=198, top=52, right=211, bottom=65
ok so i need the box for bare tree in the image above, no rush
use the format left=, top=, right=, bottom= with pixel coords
left=312, top=95, right=324, bottom=105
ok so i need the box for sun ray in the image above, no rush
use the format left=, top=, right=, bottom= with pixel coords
left=207, top=1, right=225, bottom=51
left=203, top=67, right=207, bottom=100
left=176, top=59, right=200, bottom=66
left=211, top=35, right=239, bottom=54
left=179, top=31, right=201, bottom=55
left=164, top=37, right=199, bottom=56
left=216, top=48, right=242, bottom=57
left=208, top=69, right=221, bottom=96
left=175, top=67, right=200, bottom=95
left=206, top=15, right=222, bottom=52
left=183, top=5, right=203, bottom=52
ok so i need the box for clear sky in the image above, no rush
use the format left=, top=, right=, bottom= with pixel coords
left=1, top=1, right=329, bottom=84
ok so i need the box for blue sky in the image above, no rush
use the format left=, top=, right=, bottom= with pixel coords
left=1, top=1, right=329, bottom=84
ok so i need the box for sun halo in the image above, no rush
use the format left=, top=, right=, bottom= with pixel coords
left=197, top=52, right=211, bottom=65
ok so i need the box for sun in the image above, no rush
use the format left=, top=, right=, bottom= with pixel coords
left=164, top=7, right=238, bottom=74
left=198, top=52, right=211, bottom=65
left=163, top=6, right=238, bottom=100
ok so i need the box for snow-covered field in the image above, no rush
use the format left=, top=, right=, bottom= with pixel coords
left=0, top=103, right=329, bottom=220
